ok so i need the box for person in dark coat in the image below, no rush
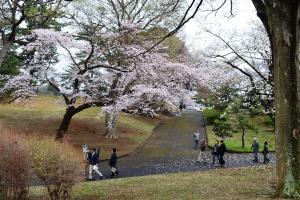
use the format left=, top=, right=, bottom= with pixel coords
left=251, top=138, right=259, bottom=163
left=262, top=141, right=270, bottom=164
left=179, top=101, right=183, bottom=113
left=109, top=148, right=119, bottom=177
left=218, top=139, right=226, bottom=167
left=212, top=140, right=220, bottom=164
left=88, top=148, right=103, bottom=180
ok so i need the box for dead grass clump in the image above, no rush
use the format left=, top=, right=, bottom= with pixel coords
left=28, top=136, right=83, bottom=200
left=0, top=130, right=32, bottom=200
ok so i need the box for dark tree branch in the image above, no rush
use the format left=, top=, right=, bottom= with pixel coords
left=133, top=0, right=204, bottom=57
left=208, top=31, right=274, bottom=87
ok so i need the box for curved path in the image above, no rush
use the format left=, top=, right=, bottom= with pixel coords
left=100, top=111, right=275, bottom=179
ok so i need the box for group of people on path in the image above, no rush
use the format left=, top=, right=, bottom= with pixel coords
left=193, top=130, right=270, bottom=166
left=251, top=138, right=270, bottom=164
left=193, top=130, right=227, bottom=167
left=83, top=146, right=119, bottom=180
left=81, top=128, right=270, bottom=181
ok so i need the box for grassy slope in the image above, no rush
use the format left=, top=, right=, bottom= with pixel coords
left=30, top=166, right=278, bottom=200
left=207, top=115, right=275, bottom=152
left=0, top=95, right=160, bottom=159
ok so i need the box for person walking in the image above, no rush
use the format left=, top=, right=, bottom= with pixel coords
left=179, top=100, right=184, bottom=114
left=218, top=139, right=226, bottom=167
left=109, top=148, right=119, bottom=178
left=212, top=140, right=220, bottom=165
left=251, top=138, right=259, bottom=163
left=197, top=139, right=207, bottom=163
left=85, top=147, right=92, bottom=179
left=193, top=129, right=200, bottom=150
left=88, top=148, right=104, bottom=180
left=82, top=144, right=90, bottom=160
left=262, top=141, right=270, bottom=164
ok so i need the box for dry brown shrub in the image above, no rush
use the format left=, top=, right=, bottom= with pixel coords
left=0, top=129, right=32, bottom=200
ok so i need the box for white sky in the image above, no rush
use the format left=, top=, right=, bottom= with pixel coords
left=182, top=0, right=258, bottom=52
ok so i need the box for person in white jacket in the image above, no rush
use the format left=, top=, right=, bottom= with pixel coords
left=193, top=129, right=200, bottom=149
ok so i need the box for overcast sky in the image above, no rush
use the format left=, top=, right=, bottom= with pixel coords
left=182, top=0, right=258, bottom=52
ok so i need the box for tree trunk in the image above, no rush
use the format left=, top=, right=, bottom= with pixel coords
left=47, top=184, right=72, bottom=200
left=242, top=128, right=245, bottom=148
left=267, top=3, right=300, bottom=197
left=0, top=41, right=11, bottom=67
left=105, top=112, right=118, bottom=139
left=55, top=108, right=75, bottom=141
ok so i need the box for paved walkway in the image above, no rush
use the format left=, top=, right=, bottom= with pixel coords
left=99, top=111, right=275, bottom=179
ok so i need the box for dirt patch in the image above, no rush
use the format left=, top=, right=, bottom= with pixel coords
left=0, top=115, right=156, bottom=160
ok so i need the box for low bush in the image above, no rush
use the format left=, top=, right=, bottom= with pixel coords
left=262, top=117, right=274, bottom=127
left=203, top=108, right=222, bottom=125
left=0, top=130, right=32, bottom=200
left=28, top=137, right=83, bottom=200
left=212, top=119, right=232, bottom=138
left=249, top=108, right=262, bottom=117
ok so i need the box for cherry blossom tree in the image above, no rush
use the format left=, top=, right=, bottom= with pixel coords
left=1, top=28, right=115, bottom=140
left=1, top=22, right=206, bottom=140
left=100, top=45, right=203, bottom=138
left=63, top=0, right=203, bottom=138
left=0, top=0, right=188, bottom=140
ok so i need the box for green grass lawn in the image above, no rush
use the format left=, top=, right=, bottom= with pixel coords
left=207, top=125, right=275, bottom=152
left=206, top=115, right=275, bottom=153
left=0, top=95, right=160, bottom=159
left=29, top=166, right=278, bottom=200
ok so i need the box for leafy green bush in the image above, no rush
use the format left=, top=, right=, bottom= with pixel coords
left=203, top=108, right=222, bottom=125
left=249, top=108, right=262, bottom=117
left=212, top=119, right=232, bottom=138
left=262, top=116, right=274, bottom=127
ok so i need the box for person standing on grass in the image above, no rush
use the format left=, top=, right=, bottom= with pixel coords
left=262, top=141, right=270, bottom=164
left=88, top=148, right=104, bottom=180
left=197, top=139, right=207, bottom=163
left=218, top=139, right=226, bottom=167
left=251, top=138, right=259, bottom=163
left=193, top=129, right=200, bottom=150
left=212, top=140, right=220, bottom=165
left=109, top=148, right=119, bottom=178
